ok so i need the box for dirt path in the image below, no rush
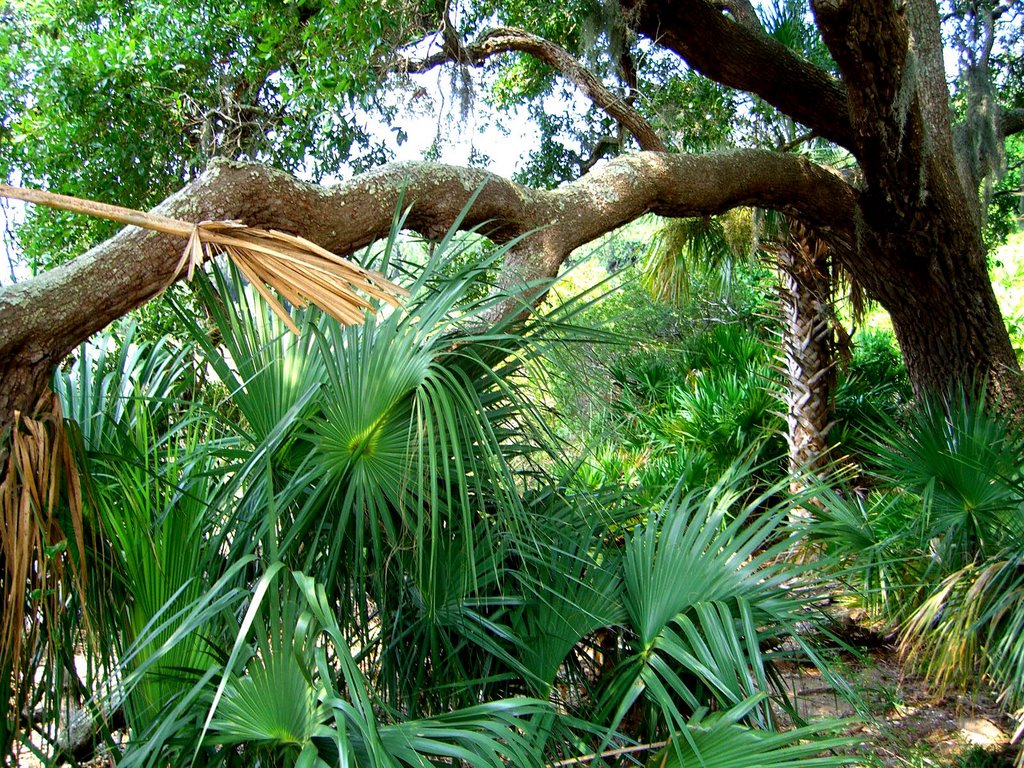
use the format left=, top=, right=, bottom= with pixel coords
left=781, top=643, right=1018, bottom=766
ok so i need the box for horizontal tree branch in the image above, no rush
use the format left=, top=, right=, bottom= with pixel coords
left=1002, top=107, right=1024, bottom=137
left=405, top=26, right=667, bottom=152
left=0, top=151, right=856, bottom=427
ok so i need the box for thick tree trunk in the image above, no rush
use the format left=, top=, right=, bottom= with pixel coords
left=834, top=185, right=1024, bottom=409
left=804, top=0, right=1024, bottom=409
left=877, top=239, right=1023, bottom=407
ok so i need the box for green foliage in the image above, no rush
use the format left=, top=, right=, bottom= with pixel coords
left=26, top=204, right=858, bottom=764
left=831, top=329, right=913, bottom=462
left=873, top=390, right=1024, bottom=564
left=808, top=388, right=1024, bottom=734
left=651, top=698, right=853, bottom=768
left=640, top=216, right=737, bottom=305
left=983, top=135, right=1023, bottom=248
left=647, top=73, right=737, bottom=153
left=0, top=0, right=427, bottom=274
left=51, top=328, right=229, bottom=737
left=571, top=289, right=786, bottom=504
left=605, top=469, right=834, bottom=735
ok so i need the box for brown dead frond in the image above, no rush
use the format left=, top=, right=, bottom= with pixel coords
left=0, top=183, right=409, bottom=333
left=0, top=392, right=88, bottom=732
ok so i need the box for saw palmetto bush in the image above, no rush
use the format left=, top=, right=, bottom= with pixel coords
left=809, top=388, right=1024, bottom=751
left=17, top=203, right=859, bottom=766
left=596, top=320, right=786, bottom=506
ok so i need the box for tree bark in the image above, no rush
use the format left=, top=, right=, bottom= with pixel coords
left=0, top=151, right=857, bottom=437
left=855, top=227, right=1024, bottom=406
left=805, top=0, right=1024, bottom=405
left=777, top=220, right=835, bottom=481
left=620, top=0, right=855, bottom=149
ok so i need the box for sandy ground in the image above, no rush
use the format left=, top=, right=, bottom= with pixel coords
left=779, top=642, right=1019, bottom=766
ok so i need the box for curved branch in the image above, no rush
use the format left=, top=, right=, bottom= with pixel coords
left=708, top=0, right=763, bottom=32
left=406, top=27, right=667, bottom=152
left=1002, top=107, right=1024, bottom=138
left=0, top=152, right=855, bottom=425
left=620, top=0, right=854, bottom=150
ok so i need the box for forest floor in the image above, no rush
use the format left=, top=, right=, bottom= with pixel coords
left=779, top=612, right=1020, bottom=768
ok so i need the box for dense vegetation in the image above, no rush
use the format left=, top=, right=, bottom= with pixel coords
left=3, top=0, right=1024, bottom=765
left=3, top=210, right=1023, bottom=765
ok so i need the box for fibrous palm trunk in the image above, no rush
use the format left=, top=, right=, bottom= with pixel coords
left=777, top=219, right=835, bottom=497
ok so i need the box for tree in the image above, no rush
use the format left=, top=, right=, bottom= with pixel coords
left=2, top=0, right=1024, bottom=437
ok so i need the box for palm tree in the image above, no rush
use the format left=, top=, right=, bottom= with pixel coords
left=11, top=201, right=858, bottom=766
left=773, top=217, right=842, bottom=490
left=639, top=210, right=845, bottom=496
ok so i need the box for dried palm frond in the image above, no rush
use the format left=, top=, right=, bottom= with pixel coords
left=0, top=183, right=409, bottom=333
left=1, top=392, right=88, bottom=740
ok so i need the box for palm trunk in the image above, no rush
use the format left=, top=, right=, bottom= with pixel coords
left=777, top=219, right=835, bottom=496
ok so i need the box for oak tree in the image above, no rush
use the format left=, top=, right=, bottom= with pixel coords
left=2, top=0, right=1023, bottom=436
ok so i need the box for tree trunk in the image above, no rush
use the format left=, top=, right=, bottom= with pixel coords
left=777, top=219, right=834, bottom=486
left=882, top=245, right=1023, bottom=408
left=834, top=189, right=1024, bottom=410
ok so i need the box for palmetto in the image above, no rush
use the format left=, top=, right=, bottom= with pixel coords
left=809, top=389, right=1024, bottom=747
left=40, top=208, right=855, bottom=766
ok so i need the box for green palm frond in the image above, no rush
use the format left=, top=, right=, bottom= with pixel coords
left=867, top=387, right=1024, bottom=565
left=297, top=571, right=555, bottom=768
left=804, top=485, right=921, bottom=619
left=207, top=573, right=320, bottom=755
left=516, top=543, right=626, bottom=695
left=599, top=467, right=830, bottom=734
left=376, top=701, right=552, bottom=768
left=175, top=264, right=328, bottom=451
left=54, top=323, right=197, bottom=453
left=652, top=696, right=854, bottom=768
left=89, top=420, right=225, bottom=729
left=640, top=216, right=739, bottom=305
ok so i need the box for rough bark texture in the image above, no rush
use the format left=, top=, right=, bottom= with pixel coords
left=620, top=0, right=855, bottom=149
left=0, top=151, right=857, bottom=436
left=777, top=221, right=835, bottom=480
left=806, top=0, right=1024, bottom=406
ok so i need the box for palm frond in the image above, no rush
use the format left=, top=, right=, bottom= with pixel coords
left=0, top=391, right=88, bottom=756
left=598, top=467, right=837, bottom=734
left=0, top=182, right=408, bottom=332
left=651, top=696, right=855, bottom=768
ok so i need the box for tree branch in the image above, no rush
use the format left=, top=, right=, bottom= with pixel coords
left=1002, top=107, right=1024, bottom=137
left=405, top=27, right=667, bottom=152
left=905, top=0, right=958, bottom=170
left=810, top=0, right=970, bottom=213
left=620, top=0, right=854, bottom=149
left=809, top=1, right=914, bottom=169
left=708, top=0, right=763, bottom=32
left=0, top=152, right=856, bottom=424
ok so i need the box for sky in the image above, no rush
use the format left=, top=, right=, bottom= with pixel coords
left=0, top=61, right=541, bottom=286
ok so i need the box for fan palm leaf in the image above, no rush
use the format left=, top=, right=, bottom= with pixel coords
left=651, top=696, right=854, bottom=768
left=599, top=467, right=833, bottom=735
